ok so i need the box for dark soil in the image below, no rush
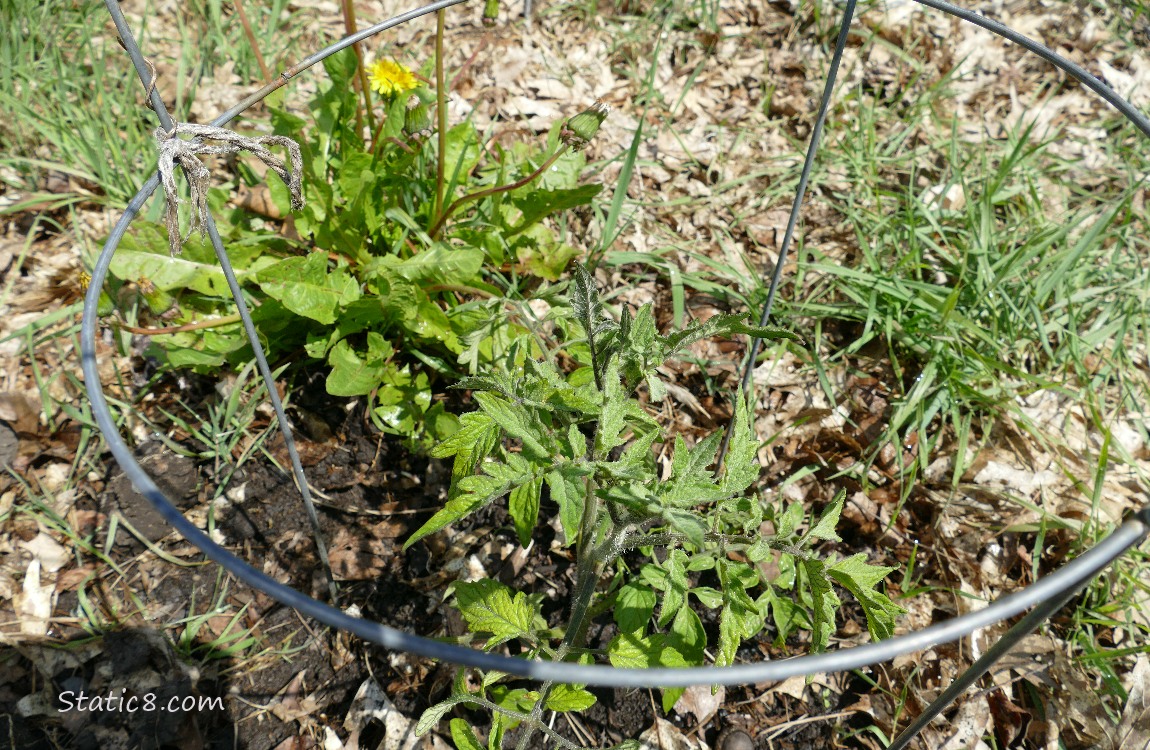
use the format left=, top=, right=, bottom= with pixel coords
left=9, top=358, right=942, bottom=750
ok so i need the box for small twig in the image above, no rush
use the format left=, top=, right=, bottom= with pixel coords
left=764, top=709, right=861, bottom=742
left=234, top=0, right=272, bottom=83
left=449, top=35, right=488, bottom=92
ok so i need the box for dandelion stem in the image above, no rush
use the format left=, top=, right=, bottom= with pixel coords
left=340, top=0, right=377, bottom=146
left=433, top=9, right=448, bottom=228
left=428, top=144, right=568, bottom=239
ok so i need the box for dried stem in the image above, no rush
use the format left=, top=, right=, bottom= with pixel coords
left=234, top=0, right=271, bottom=83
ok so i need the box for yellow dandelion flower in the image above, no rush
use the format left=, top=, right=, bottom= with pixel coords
left=367, top=59, right=418, bottom=98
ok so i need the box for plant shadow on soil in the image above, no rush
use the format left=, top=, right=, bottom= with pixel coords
left=7, top=371, right=885, bottom=749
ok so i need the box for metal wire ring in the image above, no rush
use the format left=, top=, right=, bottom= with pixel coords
left=82, top=0, right=1150, bottom=689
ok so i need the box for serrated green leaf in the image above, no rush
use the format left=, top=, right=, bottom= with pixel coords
left=545, top=684, right=597, bottom=712
left=661, top=312, right=801, bottom=357
left=391, top=243, right=484, bottom=284
left=776, top=502, right=804, bottom=539
left=454, top=579, right=540, bottom=648
left=827, top=553, right=906, bottom=641
left=721, top=390, right=761, bottom=493
left=404, top=456, right=535, bottom=549
left=607, top=631, right=687, bottom=669
left=660, top=431, right=729, bottom=509
left=473, top=391, right=552, bottom=461
left=570, top=263, right=603, bottom=343
left=716, top=604, right=742, bottom=668
left=668, top=605, right=707, bottom=664
left=806, top=490, right=846, bottom=542
left=803, top=558, right=840, bottom=653
left=512, top=185, right=602, bottom=230
left=110, top=247, right=235, bottom=298
left=615, top=583, right=657, bottom=633
left=657, top=550, right=689, bottom=627
left=746, top=537, right=772, bottom=563
left=545, top=467, right=586, bottom=546
left=431, top=412, right=502, bottom=484
left=509, top=475, right=543, bottom=546
left=662, top=507, right=707, bottom=548
left=450, top=719, right=484, bottom=750
left=325, top=338, right=389, bottom=397
left=596, top=358, right=628, bottom=455
left=690, top=586, right=724, bottom=609
left=415, top=700, right=456, bottom=736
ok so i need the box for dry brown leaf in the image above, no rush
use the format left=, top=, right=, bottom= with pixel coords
left=15, top=559, right=53, bottom=636
left=1111, top=655, right=1150, bottom=750
left=675, top=684, right=725, bottom=726
left=638, top=717, right=709, bottom=750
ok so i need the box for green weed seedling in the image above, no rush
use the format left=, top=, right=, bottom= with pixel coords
left=411, top=265, right=906, bottom=750
left=102, top=41, right=605, bottom=451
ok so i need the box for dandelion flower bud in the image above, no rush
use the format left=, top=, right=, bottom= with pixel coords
left=404, top=95, right=432, bottom=140
left=560, top=99, right=611, bottom=151
left=482, top=0, right=499, bottom=26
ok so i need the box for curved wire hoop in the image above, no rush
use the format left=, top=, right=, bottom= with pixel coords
left=83, top=0, right=1150, bottom=699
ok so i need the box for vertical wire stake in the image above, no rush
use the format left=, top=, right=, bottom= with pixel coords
left=886, top=582, right=1082, bottom=750
left=102, top=0, right=340, bottom=604
left=717, top=0, right=859, bottom=469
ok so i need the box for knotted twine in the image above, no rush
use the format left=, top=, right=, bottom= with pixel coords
left=155, top=123, right=304, bottom=255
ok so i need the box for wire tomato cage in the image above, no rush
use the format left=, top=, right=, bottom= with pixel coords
left=82, top=0, right=1150, bottom=747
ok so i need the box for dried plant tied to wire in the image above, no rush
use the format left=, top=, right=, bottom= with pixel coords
left=155, top=123, right=304, bottom=255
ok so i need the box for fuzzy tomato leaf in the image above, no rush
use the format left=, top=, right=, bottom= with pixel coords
left=454, top=579, right=541, bottom=648
left=545, top=684, right=597, bottom=712
left=449, top=719, right=484, bottom=750
left=607, top=631, right=688, bottom=670
left=615, top=583, right=657, bottom=633
left=721, top=390, right=761, bottom=494
left=803, top=558, right=840, bottom=653
left=473, top=391, right=551, bottom=461
left=403, top=455, right=535, bottom=549
left=431, top=412, right=501, bottom=485
left=805, top=490, right=846, bottom=543
left=545, top=467, right=585, bottom=546
left=827, top=553, right=906, bottom=641
left=509, top=475, right=543, bottom=546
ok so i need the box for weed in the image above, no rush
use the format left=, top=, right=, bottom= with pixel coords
left=100, top=36, right=607, bottom=449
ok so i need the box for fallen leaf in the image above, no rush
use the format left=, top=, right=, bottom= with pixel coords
left=15, top=559, right=53, bottom=636
left=343, top=678, right=423, bottom=750
left=675, top=684, right=725, bottom=726
left=638, top=717, right=708, bottom=750
left=19, top=532, right=69, bottom=573
left=1112, top=655, right=1150, bottom=750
